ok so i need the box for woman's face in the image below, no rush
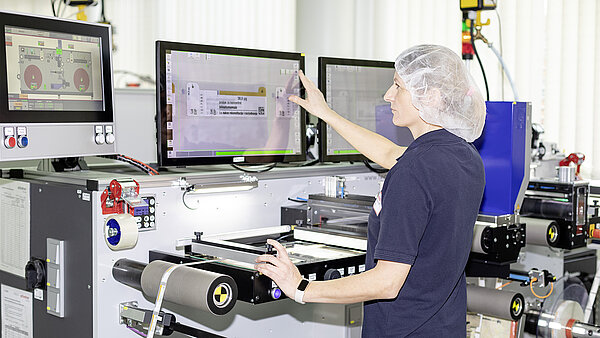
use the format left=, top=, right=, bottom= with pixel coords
left=384, top=73, right=421, bottom=127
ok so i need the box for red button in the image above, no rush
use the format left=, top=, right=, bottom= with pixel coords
left=4, top=136, right=15, bottom=149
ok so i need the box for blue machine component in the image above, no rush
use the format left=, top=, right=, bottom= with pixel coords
left=473, top=102, right=531, bottom=216
left=106, top=218, right=122, bottom=246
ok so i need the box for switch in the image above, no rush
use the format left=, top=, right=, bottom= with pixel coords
left=4, top=136, right=16, bottom=149
left=47, top=290, right=60, bottom=313
left=17, top=135, right=28, bottom=148
left=46, top=243, right=60, bottom=264
left=46, top=266, right=59, bottom=288
left=105, top=133, right=115, bottom=144
left=95, top=133, right=105, bottom=145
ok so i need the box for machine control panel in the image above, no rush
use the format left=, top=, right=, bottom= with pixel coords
left=0, top=123, right=117, bottom=160
left=135, top=195, right=156, bottom=231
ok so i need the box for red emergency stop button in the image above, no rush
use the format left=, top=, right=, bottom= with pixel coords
left=4, top=136, right=16, bottom=149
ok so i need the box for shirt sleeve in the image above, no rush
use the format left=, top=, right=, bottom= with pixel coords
left=374, top=167, right=432, bottom=265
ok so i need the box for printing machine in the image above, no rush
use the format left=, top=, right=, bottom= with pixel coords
left=0, top=164, right=384, bottom=338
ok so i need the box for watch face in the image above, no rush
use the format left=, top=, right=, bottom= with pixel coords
left=298, top=279, right=310, bottom=291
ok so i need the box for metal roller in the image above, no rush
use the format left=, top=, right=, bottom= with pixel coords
left=112, top=258, right=146, bottom=290
left=521, top=198, right=572, bottom=219
left=522, top=217, right=560, bottom=247
left=467, top=284, right=524, bottom=321
left=141, top=260, right=238, bottom=315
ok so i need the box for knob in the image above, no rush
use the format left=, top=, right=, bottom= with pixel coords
left=17, top=135, right=28, bottom=148
left=271, top=288, right=282, bottom=300
left=95, top=133, right=105, bottom=145
left=324, top=268, right=342, bottom=280
left=25, top=259, right=46, bottom=290
left=4, top=136, right=15, bottom=149
left=105, top=133, right=115, bottom=144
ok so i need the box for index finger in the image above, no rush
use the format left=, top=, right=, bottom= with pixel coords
left=298, top=70, right=316, bottom=91
left=266, top=239, right=290, bottom=260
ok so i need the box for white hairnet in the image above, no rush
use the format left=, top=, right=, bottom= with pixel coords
left=394, top=44, right=486, bottom=142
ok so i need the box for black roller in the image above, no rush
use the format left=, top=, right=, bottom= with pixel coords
left=112, top=258, right=147, bottom=290
left=521, top=198, right=572, bottom=219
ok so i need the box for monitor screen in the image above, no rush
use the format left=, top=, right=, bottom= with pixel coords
left=0, top=11, right=116, bottom=162
left=0, top=12, right=113, bottom=123
left=5, top=25, right=103, bottom=112
left=318, top=57, right=413, bottom=162
left=156, top=41, right=306, bottom=166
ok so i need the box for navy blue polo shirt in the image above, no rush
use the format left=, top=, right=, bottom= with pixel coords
left=363, top=129, right=485, bottom=337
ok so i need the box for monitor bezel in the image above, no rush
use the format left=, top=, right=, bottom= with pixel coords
left=0, top=11, right=114, bottom=123
left=318, top=56, right=395, bottom=163
left=156, top=40, right=307, bottom=167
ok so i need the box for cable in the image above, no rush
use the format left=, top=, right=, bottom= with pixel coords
left=287, top=197, right=307, bottom=203
left=56, top=0, right=62, bottom=17
left=99, top=154, right=159, bottom=176
left=118, top=154, right=159, bottom=175
left=496, top=281, right=512, bottom=290
left=231, top=163, right=276, bottom=173
left=113, top=70, right=155, bottom=86
left=182, top=189, right=199, bottom=210
left=275, top=233, right=294, bottom=242
left=494, top=8, right=504, bottom=100
left=488, top=44, right=519, bottom=101
left=363, top=160, right=388, bottom=174
left=471, top=23, right=490, bottom=101
left=100, top=0, right=106, bottom=22
left=530, top=278, right=554, bottom=299
left=127, top=326, right=147, bottom=337
left=276, top=159, right=320, bottom=168
left=51, top=0, right=57, bottom=16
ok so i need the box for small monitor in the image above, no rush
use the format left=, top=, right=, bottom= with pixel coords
left=318, top=57, right=413, bottom=162
left=156, top=41, right=306, bottom=166
left=0, top=11, right=116, bottom=160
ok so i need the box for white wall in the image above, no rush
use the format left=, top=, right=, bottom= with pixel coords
left=2, top=0, right=600, bottom=178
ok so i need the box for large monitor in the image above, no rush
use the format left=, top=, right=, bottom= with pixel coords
left=318, top=57, right=413, bottom=162
left=0, top=11, right=116, bottom=160
left=156, top=41, right=306, bottom=166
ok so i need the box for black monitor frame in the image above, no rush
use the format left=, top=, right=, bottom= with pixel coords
left=318, top=57, right=398, bottom=163
left=0, top=11, right=113, bottom=123
left=156, top=40, right=306, bottom=167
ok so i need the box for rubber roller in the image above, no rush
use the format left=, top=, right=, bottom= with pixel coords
left=471, top=223, right=491, bottom=254
left=141, top=260, right=237, bottom=315
left=522, top=217, right=560, bottom=247
left=467, top=284, right=524, bottom=321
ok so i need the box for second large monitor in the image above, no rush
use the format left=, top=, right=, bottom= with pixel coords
left=319, top=57, right=413, bottom=162
left=156, top=41, right=306, bottom=166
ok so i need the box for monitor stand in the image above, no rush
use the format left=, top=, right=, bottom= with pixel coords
left=37, top=157, right=89, bottom=172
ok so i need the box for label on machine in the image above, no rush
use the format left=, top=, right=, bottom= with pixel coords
left=0, top=180, right=30, bottom=278
left=1, top=284, right=33, bottom=338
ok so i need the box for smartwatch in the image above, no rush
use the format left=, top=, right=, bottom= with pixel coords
left=294, top=278, right=310, bottom=304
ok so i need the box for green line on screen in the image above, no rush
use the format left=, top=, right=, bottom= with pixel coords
left=215, top=150, right=294, bottom=155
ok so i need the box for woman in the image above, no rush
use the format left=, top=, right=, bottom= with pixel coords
left=255, top=45, right=486, bottom=337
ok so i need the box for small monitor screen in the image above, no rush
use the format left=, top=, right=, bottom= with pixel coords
left=5, top=25, right=104, bottom=112
left=319, top=57, right=413, bottom=162
left=157, top=41, right=306, bottom=166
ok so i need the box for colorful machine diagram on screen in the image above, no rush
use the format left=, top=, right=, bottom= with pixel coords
left=324, top=63, right=413, bottom=157
left=5, top=26, right=104, bottom=111
left=165, top=50, right=302, bottom=159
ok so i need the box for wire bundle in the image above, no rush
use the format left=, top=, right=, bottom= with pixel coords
left=101, top=154, right=159, bottom=176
